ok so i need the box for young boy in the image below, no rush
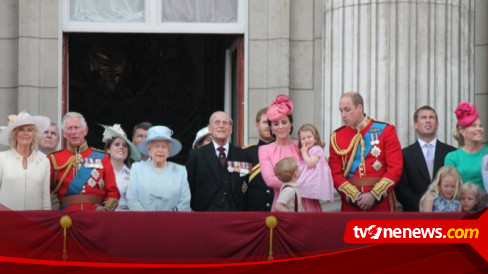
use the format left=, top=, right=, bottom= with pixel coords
left=274, top=157, right=303, bottom=212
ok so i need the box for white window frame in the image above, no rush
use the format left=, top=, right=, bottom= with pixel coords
left=58, top=0, right=249, bottom=143
left=60, top=0, right=247, bottom=34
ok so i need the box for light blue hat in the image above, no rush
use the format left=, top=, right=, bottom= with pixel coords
left=137, top=126, right=182, bottom=157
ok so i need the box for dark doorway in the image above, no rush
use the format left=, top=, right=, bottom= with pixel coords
left=67, top=33, right=240, bottom=164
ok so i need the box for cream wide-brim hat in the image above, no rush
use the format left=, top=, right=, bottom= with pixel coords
left=0, top=111, right=50, bottom=146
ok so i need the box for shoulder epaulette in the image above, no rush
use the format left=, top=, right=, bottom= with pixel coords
left=372, top=119, right=390, bottom=125
left=91, top=147, right=107, bottom=154
left=242, top=144, right=256, bottom=150
left=49, top=148, right=64, bottom=155
left=332, top=125, right=346, bottom=133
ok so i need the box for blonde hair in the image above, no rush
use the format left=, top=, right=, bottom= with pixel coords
left=460, top=182, right=485, bottom=211
left=453, top=124, right=465, bottom=147
left=420, top=166, right=463, bottom=209
left=9, top=125, right=39, bottom=152
left=297, top=124, right=325, bottom=149
left=274, top=157, right=298, bottom=183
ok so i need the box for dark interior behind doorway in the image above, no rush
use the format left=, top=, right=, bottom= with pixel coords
left=68, top=33, right=239, bottom=164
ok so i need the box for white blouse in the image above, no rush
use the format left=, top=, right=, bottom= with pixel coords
left=0, top=149, right=51, bottom=210
left=114, top=165, right=131, bottom=211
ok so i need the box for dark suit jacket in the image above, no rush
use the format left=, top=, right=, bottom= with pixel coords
left=186, top=142, right=252, bottom=211
left=395, top=140, right=456, bottom=211
left=243, top=139, right=274, bottom=211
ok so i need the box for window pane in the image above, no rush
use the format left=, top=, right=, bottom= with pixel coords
left=69, top=0, right=145, bottom=22
left=162, top=0, right=238, bottom=23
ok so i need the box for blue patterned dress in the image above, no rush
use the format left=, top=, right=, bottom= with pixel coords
left=432, top=195, right=460, bottom=212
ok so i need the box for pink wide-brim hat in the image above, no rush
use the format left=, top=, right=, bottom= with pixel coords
left=266, top=94, right=294, bottom=122
left=455, top=102, right=479, bottom=127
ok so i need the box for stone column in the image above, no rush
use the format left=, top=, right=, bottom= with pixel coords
left=323, top=0, right=475, bottom=147
left=0, top=0, right=19, bottom=120
left=248, top=0, right=291, bottom=144
left=18, top=0, right=59, bottom=121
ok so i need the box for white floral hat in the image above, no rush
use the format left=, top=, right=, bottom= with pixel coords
left=0, top=111, right=50, bottom=146
left=100, top=124, right=141, bottom=161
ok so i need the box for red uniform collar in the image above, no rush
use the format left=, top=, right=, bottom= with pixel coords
left=66, top=141, right=89, bottom=154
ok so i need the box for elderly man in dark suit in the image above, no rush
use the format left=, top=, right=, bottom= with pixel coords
left=186, top=111, right=252, bottom=211
left=395, top=106, right=456, bottom=211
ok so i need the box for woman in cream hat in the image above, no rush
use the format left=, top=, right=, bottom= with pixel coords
left=127, top=125, right=191, bottom=211
left=445, top=102, right=488, bottom=192
left=101, top=124, right=141, bottom=211
left=0, top=111, right=51, bottom=210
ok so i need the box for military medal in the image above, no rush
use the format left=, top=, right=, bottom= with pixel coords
left=227, top=161, right=252, bottom=175
left=370, top=133, right=380, bottom=145
left=85, top=157, right=104, bottom=169
left=373, top=160, right=382, bottom=171
left=99, top=179, right=105, bottom=190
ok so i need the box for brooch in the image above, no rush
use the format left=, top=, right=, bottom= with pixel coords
left=373, top=160, right=382, bottom=171
left=371, top=146, right=381, bottom=158
left=91, top=169, right=100, bottom=180
left=87, top=178, right=97, bottom=188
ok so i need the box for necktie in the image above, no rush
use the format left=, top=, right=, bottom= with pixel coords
left=425, top=143, right=434, bottom=179
left=217, top=146, right=227, bottom=166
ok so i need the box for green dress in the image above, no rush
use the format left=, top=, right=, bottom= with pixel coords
left=444, top=146, right=488, bottom=192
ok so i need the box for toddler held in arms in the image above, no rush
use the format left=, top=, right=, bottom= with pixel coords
left=296, top=124, right=335, bottom=205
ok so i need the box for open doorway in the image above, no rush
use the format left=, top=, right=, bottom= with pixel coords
left=66, top=33, right=243, bottom=164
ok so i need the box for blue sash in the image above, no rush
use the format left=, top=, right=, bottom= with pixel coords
left=347, top=122, right=387, bottom=178
left=66, top=151, right=105, bottom=196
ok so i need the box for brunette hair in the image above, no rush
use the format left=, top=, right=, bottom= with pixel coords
left=297, top=124, right=325, bottom=149
left=104, top=136, right=132, bottom=167
left=268, top=114, right=294, bottom=138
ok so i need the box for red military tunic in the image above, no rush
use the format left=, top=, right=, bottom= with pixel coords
left=49, top=142, right=119, bottom=211
left=329, top=117, right=403, bottom=212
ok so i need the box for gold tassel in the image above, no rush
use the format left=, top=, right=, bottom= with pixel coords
left=265, top=216, right=278, bottom=260
left=59, top=215, right=72, bottom=261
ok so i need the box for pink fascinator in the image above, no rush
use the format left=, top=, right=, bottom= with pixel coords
left=455, top=102, right=479, bottom=127
left=266, top=94, right=294, bottom=122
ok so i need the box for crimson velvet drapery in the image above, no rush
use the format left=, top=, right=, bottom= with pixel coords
left=0, top=209, right=466, bottom=264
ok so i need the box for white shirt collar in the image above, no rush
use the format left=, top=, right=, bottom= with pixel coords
left=418, top=138, right=437, bottom=148
left=212, top=140, right=229, bottom=156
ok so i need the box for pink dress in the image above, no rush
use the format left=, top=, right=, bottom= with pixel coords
left=259, top=141, right=322, bottom=212
left=297, top=145, right=334, bottom=202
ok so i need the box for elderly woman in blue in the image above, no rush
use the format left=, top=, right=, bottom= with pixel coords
left=127, top=126, right=191, bottom=211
